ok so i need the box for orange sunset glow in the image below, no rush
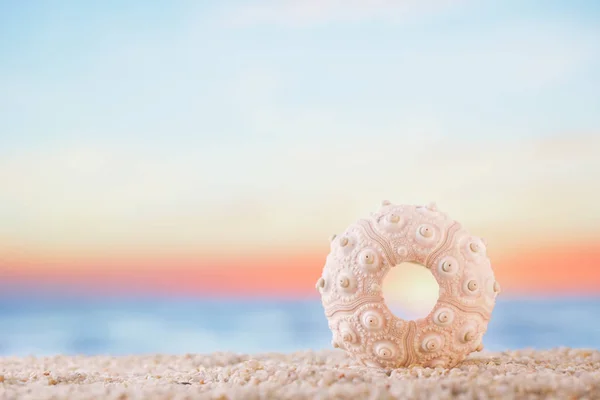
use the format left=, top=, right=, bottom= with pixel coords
left=3, top=241, right=599, bottom=297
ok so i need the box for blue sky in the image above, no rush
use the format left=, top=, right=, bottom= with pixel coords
left=2, top=0, right=599, bottom=150
left=0, top=0, right=599, bottom=255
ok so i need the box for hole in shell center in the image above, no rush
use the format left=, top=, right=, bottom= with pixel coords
left=382, top=261, right=440, bottom=321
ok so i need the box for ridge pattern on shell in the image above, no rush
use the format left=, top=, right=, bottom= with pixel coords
left=316, top=201, right=500, bottom=369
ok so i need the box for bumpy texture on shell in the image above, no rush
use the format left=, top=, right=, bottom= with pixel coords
left=316, top=201, right=500, bottom=369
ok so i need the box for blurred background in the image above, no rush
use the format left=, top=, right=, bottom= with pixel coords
left=1, top=0, right=599, bottom=356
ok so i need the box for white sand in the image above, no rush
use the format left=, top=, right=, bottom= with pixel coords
left=1, top=348, right=599, bottom=399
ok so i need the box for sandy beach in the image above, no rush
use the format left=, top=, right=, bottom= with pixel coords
left=0, top=348, right=598, bottom=399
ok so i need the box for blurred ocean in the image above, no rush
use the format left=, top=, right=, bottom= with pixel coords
left=0, top=294, right=599, bottom=356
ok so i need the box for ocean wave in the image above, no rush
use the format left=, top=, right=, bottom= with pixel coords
left=0, top=297, right=598, bottom=356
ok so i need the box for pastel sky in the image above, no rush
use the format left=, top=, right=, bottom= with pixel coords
left=1, top=1, right=599, bottom=297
